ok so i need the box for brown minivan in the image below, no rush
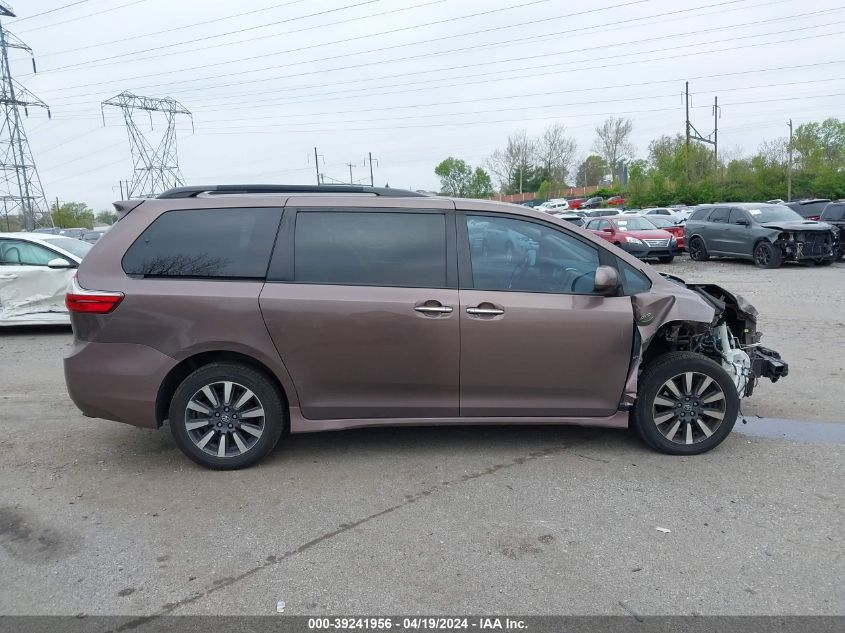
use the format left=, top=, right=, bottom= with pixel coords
left=64, top=185, right=788, bottom=469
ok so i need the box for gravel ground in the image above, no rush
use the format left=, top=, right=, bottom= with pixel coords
left=1, top=255, right=843, bottom=617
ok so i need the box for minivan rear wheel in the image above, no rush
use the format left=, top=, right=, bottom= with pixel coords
left=169, top=363, right=285, bottom=470
left=632, top=352, right=739, bottom=455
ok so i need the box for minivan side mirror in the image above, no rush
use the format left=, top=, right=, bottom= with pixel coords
left=594, top=265, right=620, bottom=295
left=735, top=218, right=750, bottom=226
left=47, top=257, right=74, bottom=269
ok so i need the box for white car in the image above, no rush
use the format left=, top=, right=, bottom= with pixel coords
left=0, top=232, right=92, bottom=326
left=536, top=198, right=570, bottom=212
left=638, top=207, right=685, bottom=222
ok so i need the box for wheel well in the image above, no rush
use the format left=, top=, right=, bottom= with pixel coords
left=641, top=320, right=711, bottom=368
left=155, top=351, right=288, bottom=427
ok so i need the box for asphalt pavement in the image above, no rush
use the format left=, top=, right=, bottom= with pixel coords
left=1, top=256, right=843, bottom=617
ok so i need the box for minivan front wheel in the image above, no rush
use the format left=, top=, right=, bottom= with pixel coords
left=169, top=363, right=285, bottom=470
left=632, top=352, right=739, bottom=455
left=688, top=237, right=709, bottom=261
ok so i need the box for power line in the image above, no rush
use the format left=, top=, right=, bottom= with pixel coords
left=43, top=17, right=845, bottom=110
left=9, top=0, right=92, bottom=23
left=15, top=0, right=150, bottom=34
left=36, top=0, right=308, bottom=58
left=37, top=0, right=540, bottom=74
left=37, top=0, right=448, bottom=72
left=182, top=92, right=845, bottom=136
left=36, top=0, right=632, bottom=90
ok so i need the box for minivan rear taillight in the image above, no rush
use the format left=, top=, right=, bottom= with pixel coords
left=66, top=274, right=124, bottom=314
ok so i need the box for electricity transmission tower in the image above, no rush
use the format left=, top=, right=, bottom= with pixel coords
left=101, top=91, right=193, bottom=198
left=0, top=3, right=52, bottom=231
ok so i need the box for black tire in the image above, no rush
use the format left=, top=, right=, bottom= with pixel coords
left=657, top=255, right=675, bottom=264
left=815, top=257, right=833, bottom=267
left=632, top=351, right=739, bottom=456
left=688, top=236, right=709, bottom=261
left=169, top=362, right=285, bottom=470
left=753, top=240, right=782, bottom=269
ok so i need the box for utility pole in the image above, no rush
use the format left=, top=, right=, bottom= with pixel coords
left=312, top=147, right=322, bottom=185
left=787, top=119, right=793, bottom=202
left=0, top=5, right=52, bottom=231
left=366, top=152, right=378, bottom=187
left=345, top=162, right=355, bottom=184
left=685, top=82, right=718, bottom=178
left=101, top=91, right=193, bottom=198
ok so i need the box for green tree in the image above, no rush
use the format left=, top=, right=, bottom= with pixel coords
left=467, top=168, right=493, bottom=198
left=435, top=158, right=493, bottom=198
left=95, top=210, right=117, bottom=225
left=576, top=155, right=608, bottom=187
left=435, top=157, right=473, bottom=196
left=51, top=202, right=95, bottom=229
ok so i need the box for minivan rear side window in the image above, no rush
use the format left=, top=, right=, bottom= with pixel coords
left=294, top=211, right=446, bottom=288
left=122, top=207, right=282, bottom=278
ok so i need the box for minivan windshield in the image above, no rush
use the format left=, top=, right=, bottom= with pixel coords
left=746, top=205, right=804, bottom=223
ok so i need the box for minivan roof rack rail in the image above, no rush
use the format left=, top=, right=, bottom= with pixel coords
left=157, top=184, right=429, bottom=198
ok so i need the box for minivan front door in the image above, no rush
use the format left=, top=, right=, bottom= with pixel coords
left=260, top=206, right=459, bottom=420
left=458, top=213, right=634, bottom=418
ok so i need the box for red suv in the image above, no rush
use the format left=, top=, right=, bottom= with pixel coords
left=63, top=185, right=787, bottom=469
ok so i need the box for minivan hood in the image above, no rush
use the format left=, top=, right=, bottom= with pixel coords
left=759, top=220, right=831, bottom=231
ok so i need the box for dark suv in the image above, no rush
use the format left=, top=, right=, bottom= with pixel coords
left=820, top=201, right=845, bottom=261
left=685, top=203, right=838, bottom=268
left=64, top=185, right=787, bottom=469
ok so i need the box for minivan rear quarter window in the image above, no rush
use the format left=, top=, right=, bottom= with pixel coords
left=122, top=207, right=282, bottom=278
left=294, top=211, right=446, bottom=288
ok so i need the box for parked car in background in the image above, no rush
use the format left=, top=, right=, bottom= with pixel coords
left=0, top=232, right=91, bottom=326
left=583, top=208, right=619, bottom=217
left=520, top=199, right=546, bottom=208
left=820, top=201, right=845, bottom=261
left=567, top=198, right=585, bottom=209
left=607, top=196, right=626, bottom=207
left=786, top=198, right=830, bottom=221
left=645, top=216, right=686, bottom=250
left=585, top=214, right=678, bottom=263
left=33, top=227, right=63, bottom=235
left=685, top=203, right=838, bottom=268
left=550, top=211, right=585, bottom=227
left=536, top=198, right=570, bottom=213
left=581, top=196, right=604, bottom=209
left=58, top=227, right=88, bottom=239
left=82, top=228, right=109, bottom=243
left=63, top=184, right=787, bottom=469
left=639, top=207, right=683, bottom=221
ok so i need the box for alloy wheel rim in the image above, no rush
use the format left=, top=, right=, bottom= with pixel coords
left=652, top=371, right=727, bottom=445
left=755, top=244, right=770, bottom=265
left=690, top=239, right=702, bottom=259
left=184, top=381, right=265, bottom=458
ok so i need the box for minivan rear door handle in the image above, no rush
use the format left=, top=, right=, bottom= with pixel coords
left=466, top=304, right=505, bottom=316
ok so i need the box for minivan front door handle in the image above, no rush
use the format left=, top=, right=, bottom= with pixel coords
left=466, top=306, right=505, bottom=316
left=414, top=304, right=453, bottom=315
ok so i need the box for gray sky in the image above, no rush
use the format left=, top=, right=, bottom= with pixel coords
left=7, top=0, right=845, bottom=210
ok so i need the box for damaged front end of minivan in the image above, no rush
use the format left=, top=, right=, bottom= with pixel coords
left=621, top=273, right=788, bottom=408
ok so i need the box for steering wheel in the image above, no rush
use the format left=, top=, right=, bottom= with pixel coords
left=568, top=270, right=594, bottom=293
